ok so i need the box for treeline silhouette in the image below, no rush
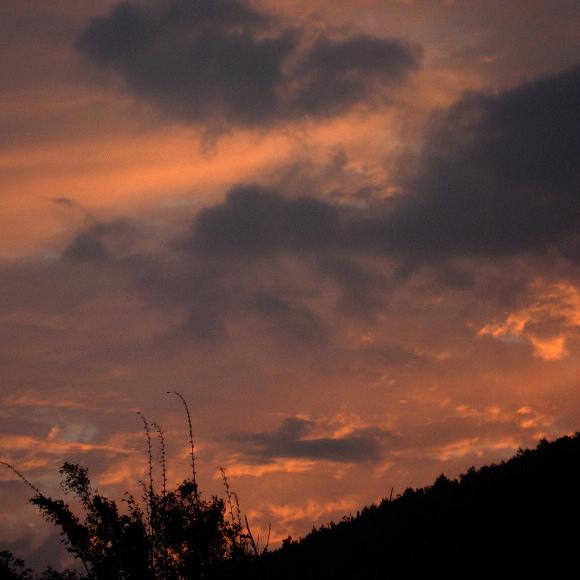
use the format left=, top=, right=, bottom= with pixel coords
left=259, top=433, right=580, bottom=579
left=2, top=429, right=580, bottom=579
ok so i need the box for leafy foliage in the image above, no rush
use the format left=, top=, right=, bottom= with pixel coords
left=0, top=550, right=34, bottom=580
left=2, top=394, right=254, bottom=580
left=29, top=462, right=248, bottom=580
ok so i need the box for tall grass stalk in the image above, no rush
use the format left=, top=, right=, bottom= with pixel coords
left=152, top=422, right=168, bottom=580
left=168, top=391, right=200, bottom=510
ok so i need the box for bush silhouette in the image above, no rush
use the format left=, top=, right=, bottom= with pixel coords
left=2, top=393, right=254, bottom=580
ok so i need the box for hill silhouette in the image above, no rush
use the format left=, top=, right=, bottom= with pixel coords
left=2, top=432, right=580, bottom=579
left=257, top=433, right=580, bottom=579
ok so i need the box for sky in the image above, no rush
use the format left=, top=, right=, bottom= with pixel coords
left=1, top=0, right=580, bottom=571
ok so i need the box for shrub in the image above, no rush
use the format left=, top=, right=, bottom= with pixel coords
left=2, top=393, right=254, bottom=580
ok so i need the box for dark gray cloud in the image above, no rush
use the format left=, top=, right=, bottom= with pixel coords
left=317, top=257, right=387, bottom=317
left=51, top=197, right=76, bottom=207
left=57, top=63, right=580, bottom=345
left=285, top=33, right=421, bottom=118
left=63, top=220, right=140, bottom=263
left=185, top=63, right=580, bottom=263
left=390, top=63, right=580, bottom=260
left=231, top=417, right=392, bottom=464
left=188, top=185, right=343, bottom=257
left=76, top=0, right=421, bottom=126
left=251, top=292, right=327, bottom=345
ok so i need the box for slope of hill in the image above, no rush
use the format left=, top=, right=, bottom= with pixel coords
left=258, top=433, right=580, bottom=579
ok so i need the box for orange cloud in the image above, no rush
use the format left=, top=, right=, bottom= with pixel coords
left=222, top=457, right=316, bottom=478
left=266, top=497, right=358, bottom=526
left=0, top=434, right=132, bottom=459
left=478, top=281, right=580, bottom=360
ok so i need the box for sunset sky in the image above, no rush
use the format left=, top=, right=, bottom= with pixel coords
left=1, top=0, right=580, bottom=571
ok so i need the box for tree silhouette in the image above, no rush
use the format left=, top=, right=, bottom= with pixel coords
left=2, top=394, right=254, bottom=580
left=0, top=550, right=34, bottom=580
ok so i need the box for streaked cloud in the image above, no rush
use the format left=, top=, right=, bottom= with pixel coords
left=230, top=416, right=394, bottom=464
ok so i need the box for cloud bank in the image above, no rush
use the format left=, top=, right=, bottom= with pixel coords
left=52, top=62, right=580, bottom=348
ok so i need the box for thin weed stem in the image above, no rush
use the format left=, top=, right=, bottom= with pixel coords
left=137, top=412, right=155, bottom=509
left=219, top=466, right=236, bottom=527
left=168, top=391, right=199, bottom=509
left=137, top=411, right=155, bottom=572
left=152, top=421, right=168, bottom=580
left=1, top=461, right=43, bottom=497
left=152, top=422, right=167, bottom=502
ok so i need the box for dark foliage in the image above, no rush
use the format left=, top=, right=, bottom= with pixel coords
left=37, top=568, right=85, bottom=580
left=0, top=550, right=34, bottom=580
left=27, top=461, right=251, bottom=580
left=0, top=550, right=84, bottom=580
left=1, top=394, right=256, bottom=580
